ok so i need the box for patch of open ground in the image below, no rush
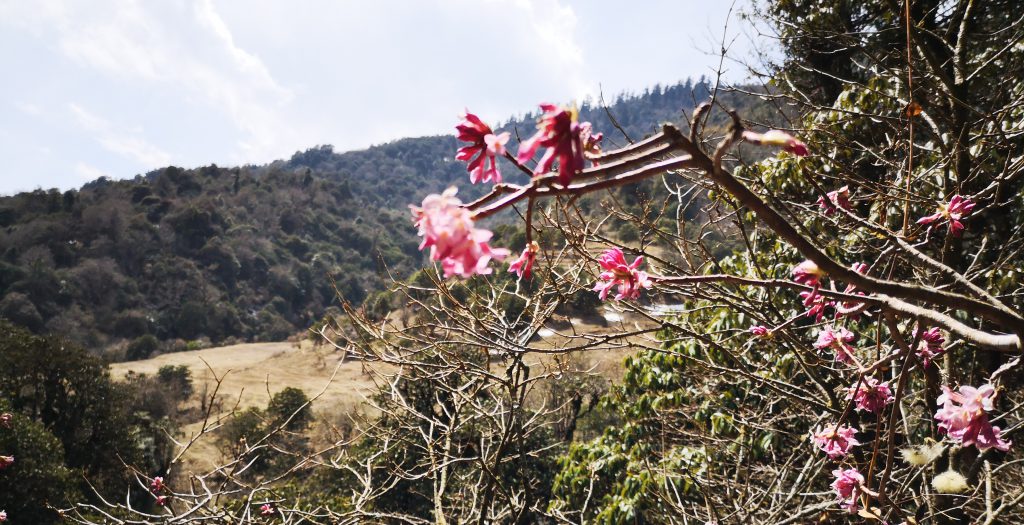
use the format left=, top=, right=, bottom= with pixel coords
left=111, top=341, right=393, bottom=473
left=111, top=341, right=385, bottom=414
left=108, top=307, right=662, bottom=474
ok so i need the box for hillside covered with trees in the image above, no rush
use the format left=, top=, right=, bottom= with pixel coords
left=0, top=79, right=767, bottom=358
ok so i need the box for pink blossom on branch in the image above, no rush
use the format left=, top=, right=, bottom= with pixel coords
left=834, top=262, right=868, bottom=318
left=749, top=325, right=772, bottom=338
left=455, top=111, right=510, bottom=185
left=831, top=468, right=865, bottom=512
left=579, top=122, right=603, bottom=159
left=792, top=260, right=825, bottom=287
left=817, top=186, right=852, bottom=216
left=916, top=194, right=976, bottom=236
left=814, top=326, right=857, bottom=364
left=410, top=188, right=509, bottom=278
left=741, top=129, right=809, bottom=156
left=799, top=289, right=830, bottom=321
left=508, top=241, right=540, bottom=280
left=260, top=503, right=275, bottom=516
left=812, top=425, right=860, bottom=459
left=593, top=248, right=652, bottom=301
left=517, top=104, right=590, bottom=185
left=935, top=384, right=1012, bottom=452
left=150, top=476, right=165, bottom=493
left=793, top=260, right=857, bottom=319
left=846, top=377, right=894, bottom=414
left=915, top=327, right=945, bottom=367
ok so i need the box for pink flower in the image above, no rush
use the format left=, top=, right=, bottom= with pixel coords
left=813, top=425, right=860, bottom=459
left=914, top=327, right=945, bottom=367
left=580, top=122, right=603, bottom=159
left=848, top=262, right=868, bottom=275
left=792, top=260, right=825, bottom=287
left=0, top=456, right=13, bottom=470
left=156, top=495, right=168, bottom=506
left=749, top=325, right=772, bottom=338
left=150, top=476, right=165, bottom=493
left=456, top=111, right=510, bottom=185
left=799, top=289, right=830, bottom=321
left=260, top=503, right=275, bottom=516
left=410, top=188, right=510, bottom=278
left=593, top=248, right=652, bottom=301
left=846, top=377, right=894, bottom=414
left=814, top=326, right=856, bottom=364
left=742, top=129, right=809, bottom=156
left=834, top=263, right=867, bottom=318
left=517, top=104, right=590, bottom=185
left=935, top=384, right=1011, bottom=452
left=508, top=241, right=540, bottom=280
left=0, top=510, right=6, bottom=521
left=917, top=195, right=976, bottom=236
left=831, top=468, right=865, bottom=512
left=817, top=186, right=852, bottom=216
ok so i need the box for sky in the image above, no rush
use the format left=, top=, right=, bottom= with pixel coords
left=0, top=0, right=756, bottom=196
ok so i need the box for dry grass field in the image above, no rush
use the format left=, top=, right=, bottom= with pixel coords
left=107, top=307, right=660, bottom=473
left=110, top=340, right=386, bottom=415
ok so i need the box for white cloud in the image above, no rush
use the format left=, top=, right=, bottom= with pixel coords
left=0, top=0, right=753, bottom=195
left=14, top=101, right=42, bottom=116
left=513, top=0, right=586, bottom=90
left=18, top=0, right=294, bottom=161
left=69, top=103, right=172, bottom=167
left=75, top=162, right=106, bottom=181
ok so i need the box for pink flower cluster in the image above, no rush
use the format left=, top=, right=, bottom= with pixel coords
left=817, top=186, right=851, bottom=216
left=915, top=327, right=945, bottom=367
left=517, top=104, right=593, bottom=186
left=741, top=129, right=809, bottom=156
left=846, top=377, right=894, bottom=414
left=793, top=260, right=867, bottom=321
left=411, top=188, right=509, bottom=278
left=935, top=384, right=1011, bottom=452
left=917, top=194, right=975, bottom=236
left=813, top=425, right=860, bottom=459
left=831, top=468, right=865, bottom=512
left=593, top=248, right=652, bottom=301
left=793, top=260, right=829, bottom=319
left=150, top=475, right=169, bottom=506
left=799, top=289, right=829, bottom=321
left=260, top=503, right=275, bottom=516
left=749, top=325, right=772, bottom=338
left=814, top=326, right=856, bottom=364
left=424, top=107, right=609, bottom=281
left=456, top=111, right=510, bottom=185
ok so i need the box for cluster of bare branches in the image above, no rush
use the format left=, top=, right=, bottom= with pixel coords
left=61, top=2, right=1024, bottom=524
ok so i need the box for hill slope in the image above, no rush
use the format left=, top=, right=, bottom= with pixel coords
left=0, top=80, right=770, bottom=357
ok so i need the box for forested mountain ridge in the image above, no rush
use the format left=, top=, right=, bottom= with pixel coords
left=0, top=79, right=769, bottom=358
